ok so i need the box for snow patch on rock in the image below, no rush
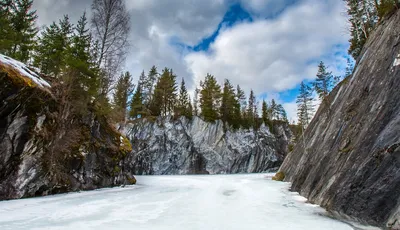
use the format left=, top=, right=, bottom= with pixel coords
left=393, top=53, right=400, bottom=67
left=0, top=54, right=51, bottom=88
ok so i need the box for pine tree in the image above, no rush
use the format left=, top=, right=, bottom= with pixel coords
left=220, top=79, right=237, bottom=127
left=8, top=0, right=38, bottom=62
left=247, top=90, right=256, bottom=128
left=150, top=68, right=177, bottom=116
left=176, top=78, right=191, bottom=119
left=345, top=58, right=354, bottom=78
left=276, top=104, right=287, bottom=121
left=234, top=85, right=246, bottom=128
left=270, top=99, right=279, bottom=120
left=130, top=84, right=144, bottom=119
left=34, top=15, right=73, bottom=77
left=0, top=0, right=15, bottom=54
left=142, top=66, right=158, bottom=106
left=314, top=61, right=333, bottom=100
left=296, top=81, right=315, bottom=127
left=114, top=71, right=134, bottom=121
left=200, top=74, right=221, bottom=122
left=345, top=0, right=380, bottom=59
left=262, top=100, right=269, bottom=124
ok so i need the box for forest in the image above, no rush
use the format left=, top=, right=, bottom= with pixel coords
left=0, top=0, right=399, bottom=131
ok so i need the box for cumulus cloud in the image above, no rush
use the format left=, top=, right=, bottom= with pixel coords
left=33, top=0, right=349, bottom=123
left=185, top=0, right=349, bottom=94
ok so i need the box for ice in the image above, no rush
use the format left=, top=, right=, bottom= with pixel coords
left=0, top=54, right=51, bottom=88
left=0, top=174, right=361, bottom=230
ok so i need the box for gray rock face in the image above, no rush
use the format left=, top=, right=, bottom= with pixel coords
left=280, top=11, right=400, bottom=228
left=120, top=116, right=292, bottom=175
left=0, top=57, right=135, bottom=200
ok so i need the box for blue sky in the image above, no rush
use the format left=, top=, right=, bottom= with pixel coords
left=33, top=0, right=351, bottom=122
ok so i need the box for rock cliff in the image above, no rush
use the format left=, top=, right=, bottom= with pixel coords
left=0, top=54, right=135, bottom=200
left=120, top=116, right=292, bottom=175
left=279, top=10, right=400, bottom=228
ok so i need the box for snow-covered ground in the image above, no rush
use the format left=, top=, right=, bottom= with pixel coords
left=0, top=174, right=364, bottom=230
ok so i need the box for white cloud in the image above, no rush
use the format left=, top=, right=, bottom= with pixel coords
left=185, top=0, right=349, bottom=94
left=33, top=0, right=349, bottom=124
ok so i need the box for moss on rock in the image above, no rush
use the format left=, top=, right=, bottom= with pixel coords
left=272, top=172, right=285, bottom=181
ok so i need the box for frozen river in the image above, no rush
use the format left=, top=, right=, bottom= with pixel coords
left=0, top=174, right=358, bottom=230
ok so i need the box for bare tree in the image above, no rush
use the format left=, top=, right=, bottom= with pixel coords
left=91, top=0, right=130, bottom=92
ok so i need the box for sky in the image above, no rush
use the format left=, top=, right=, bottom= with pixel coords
left=32, top=0, right=351, bottom=123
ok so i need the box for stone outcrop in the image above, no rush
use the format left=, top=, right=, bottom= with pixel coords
left=0, top=54, right=135, bottom=200
left=120, top=116, right=292, bottom=175
left=279, top=10, right=400, bottom=228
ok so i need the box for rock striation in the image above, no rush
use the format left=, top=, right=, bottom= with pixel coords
left=279, top=10, right=400, bottom=228
left=0, top=54, right=135, bottom=200
left=120, top=116, right=292, bottom=175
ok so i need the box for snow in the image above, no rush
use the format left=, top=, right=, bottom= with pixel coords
left=0, top=54, right=51, bottom=88
left=393, top=54, right=400, bottom=67
left=0, top=174, right=364, bottom=230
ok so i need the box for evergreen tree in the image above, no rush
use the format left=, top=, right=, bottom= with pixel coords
left=114, top=71, right=134, bottom=121
left=34, top=15, right=73, bottom=77
left=345, top=58, right=354, bottom=78
left=8, top=0, right=38, bottom=62
left=142, top=65, right=158, bottom=106
left=262, top=100, right=269, bottom=124
left=220, top=79, right=236, bottom=126
left=0, top=0, right=15, bottom=54
left=150, top=68, right=177, bottom=116
left=12, top=0, right=37, bottom=58
left=247, top=90, right=256, bottom=127
left=234, top=85, right=246, bottom=128
left=200, top=74, right=221, bottom=122
left=176, top=78, right=192, bottom=119
left=276, top=104, right=287, bottom=121
left=314, top=61, right=333, bottom=100
left=296, top=81, right=315, bottom=127
left=270, top=99, right=279, bottom=120
left=130, top=84, right=144, bottom=119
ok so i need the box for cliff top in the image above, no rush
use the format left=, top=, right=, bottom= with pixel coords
left=0, top=54, right=51, bottom=89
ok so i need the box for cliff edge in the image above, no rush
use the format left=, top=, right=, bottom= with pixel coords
left=280, top=10, right=400, bottom=228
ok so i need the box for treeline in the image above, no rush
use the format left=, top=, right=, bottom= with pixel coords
left=345, top=0, right=399, bottom=59
left=0, top=0, right=131, bottom=119
left=296, top=60, right=354, bottom=128
left=123, top=69, right=288, bottom=130
left=0, top=0, right=288, bottom=131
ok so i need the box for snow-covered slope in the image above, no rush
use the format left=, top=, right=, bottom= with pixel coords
left=121, top=116, right=292, bottom=175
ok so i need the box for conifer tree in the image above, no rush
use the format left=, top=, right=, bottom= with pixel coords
left=262, top=100, right=269, bottom=124
left=9, top=0, right=38, bottom=62
left=200, top=74, right=221, bottom=122
left=220, top=79, right=235, bottom=125
left=142, top=66, right=158, bottom=106
left=34, top=15, right=73, bottom=77
left=345, top=58, right=354, bottom=78
left=176, top=78, right=191, bottom=119
left=296, top=81, right=315, bottom=127
left=0, top=0, right=15, bottom=53
left=314, top=61, right=333, bottom=100
left=130, top=84, right=144, bottom=119
left=234, top=85, right=246, bottom=127
left=247, top=90, right=256, bottom=127
left=270, top=99, right=279, bottom=120
left=114, top=71, right=134, bottom=121
left=150, top=68, right=177, bottom=116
